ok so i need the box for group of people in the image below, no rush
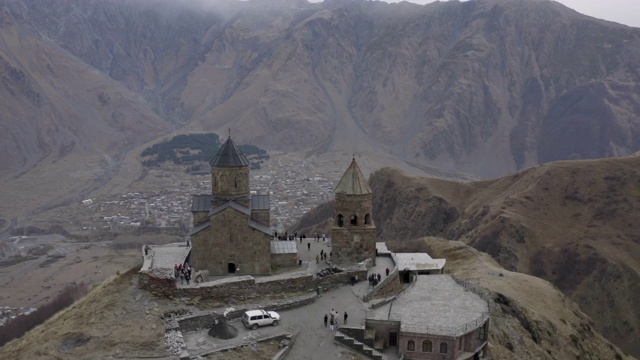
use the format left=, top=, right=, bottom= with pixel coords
left=324, top=309, right=347, bottom=330
left=315, top=248, right=331, bottom=262
left=274, top=231, right=307, bottom=242
left=369, top=272, right=382, bottom=287
left=174, top=263, right=192, bottom=285
left=313, top=233, right=326, bottom=242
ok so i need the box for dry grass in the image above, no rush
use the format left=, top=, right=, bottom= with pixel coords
left=0, top=265, right=175, bottom=359
left=205, top=340, right=281, bottom=360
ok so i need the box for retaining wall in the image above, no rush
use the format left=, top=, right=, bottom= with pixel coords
left=139, top=266, right=367, bottom=304
left=178, top=292, right=317, bottom=332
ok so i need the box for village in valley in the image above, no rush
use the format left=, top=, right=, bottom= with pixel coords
left=37, top=152, right=339, bottom=238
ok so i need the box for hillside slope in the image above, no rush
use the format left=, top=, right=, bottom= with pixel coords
left=292, top=154, right=640, bottom=356
left=0, top=244, right=632, bottom=360
left=0, top=3, right=170, bottom=216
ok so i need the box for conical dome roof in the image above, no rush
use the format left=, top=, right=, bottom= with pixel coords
left=209, top=136, right=249, bottom=167
left=335, top=158, right=371, bottom=195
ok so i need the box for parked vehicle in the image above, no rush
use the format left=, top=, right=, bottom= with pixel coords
left=242, top=309, right=280, bottom=329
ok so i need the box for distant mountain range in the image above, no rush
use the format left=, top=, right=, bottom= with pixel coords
left=1, top=0, right=640, bottom=181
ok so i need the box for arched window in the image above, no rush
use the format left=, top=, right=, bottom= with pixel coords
left=234, top=177, right=238, bottom=188
left=364, top=213, right=371, bottom=225
left=440, top=342, right=448, bottom=354
left=422, top=340, right=432, bottom=352
left=337, top=214, right=344, bottom=227
left=407, top=340, right=415, bottom=351
left=350, top=214, right=358, bottom=225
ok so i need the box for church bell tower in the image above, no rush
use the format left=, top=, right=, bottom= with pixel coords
left=209, top=135, right=250, bottom=208
left=331, top=157, right=376, bottom=264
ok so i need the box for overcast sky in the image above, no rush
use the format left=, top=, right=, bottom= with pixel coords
left=391, top=0, right=640, bottom=28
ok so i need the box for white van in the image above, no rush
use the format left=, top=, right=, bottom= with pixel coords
left=242, top=309, right=280, bottom=329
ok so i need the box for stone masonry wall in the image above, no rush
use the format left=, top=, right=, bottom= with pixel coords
left=139, top=267, right=367, bottom=303
left=362, top=266, right=402, bottom=302
left=271, top=253, right=297, bottom=270
left=178, top=293, right=317, bottom=332
left=211, top=166, right=249, bottom=198
left=191, top=208, right=271, bottom=276
left=332, top=192, right=376, bottom=264
left=251, top=209, right=270, bottom=227
left=193, top=211, right=208, bottom=226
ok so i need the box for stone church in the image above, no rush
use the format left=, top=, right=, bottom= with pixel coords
left=188, top=135, right=377, bottom=275
left=331, top=158, right=377, bottom=264
left=189, top=136, right=290, bottom=275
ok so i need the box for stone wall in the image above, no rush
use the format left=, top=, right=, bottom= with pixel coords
left=192, top=211, right=208, bottom=226
left=192, top=208, right=272, bottom=276
left=138, top=268, right=176, bottom=297
left=178, top=293, right=317, bottom=332
left=211, top=165, right=249, bottom=198
left=271, top=253, right=297, bottom=270
left=399, top=332, right=455, bottom=360
left=332, top=192, right=377, bottom=264
left=139, top=267, right=367, bottom=303
left=251, top=209, right=270, bottom=227
left=362, top=267, right=402, bottom=302
left=366, top=319, right=400, bottom=348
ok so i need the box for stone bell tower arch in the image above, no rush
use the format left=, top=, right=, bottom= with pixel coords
left=331, top=157, right=376, bottom=264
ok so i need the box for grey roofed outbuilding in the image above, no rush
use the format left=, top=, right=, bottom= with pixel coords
left=251, top=194, right=270, bottom=210
left=271, top=240, right=297, bottom=254
left=209, top=136, right=250, bottom=167
left=191, top=195, right=213, bottom=212
left=393, top=252, right=446, bottom=272
left=368, top=274, right=489, bottom=337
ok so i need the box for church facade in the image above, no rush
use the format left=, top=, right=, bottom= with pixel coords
left=189, top=136, right=276, bottom=275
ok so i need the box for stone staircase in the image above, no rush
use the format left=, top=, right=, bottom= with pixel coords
left=334, top=330, right=387, bottom=360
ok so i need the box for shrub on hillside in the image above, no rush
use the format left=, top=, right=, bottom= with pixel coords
left=0, top=283, right=89, bottom=347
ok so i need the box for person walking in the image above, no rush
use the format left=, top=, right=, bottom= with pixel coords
left=329, top=316, right=335, bottom=330
left=344, top=311, right=348, bottom=325
left=307, top=242, right=311, bottom=251
left=324, top=314, right=328, bottom=328
left=385, top=267, right=390, bottom=276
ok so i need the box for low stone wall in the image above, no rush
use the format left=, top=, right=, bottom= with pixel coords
left=138, top=268, right=176, bottom=296
left=178, top=292, right=317, bottom=332
left=271, top=253, right=297, bottom=270
left=139, top=266, right=367, bottom=304
left=363, top=267, right=401, bottom=302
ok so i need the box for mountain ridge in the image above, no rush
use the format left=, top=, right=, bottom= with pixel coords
left=1, top=0, right=640, bottom=182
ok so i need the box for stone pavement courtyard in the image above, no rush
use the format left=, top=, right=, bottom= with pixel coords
left=174, top=237, right=397, bottom=359
left=182, top=260, right=399, bottom=360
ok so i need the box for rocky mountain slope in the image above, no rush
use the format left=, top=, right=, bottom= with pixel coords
left=292, top=153, right=640, bottom=356
left=2, top=0, right=640, bottom=184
